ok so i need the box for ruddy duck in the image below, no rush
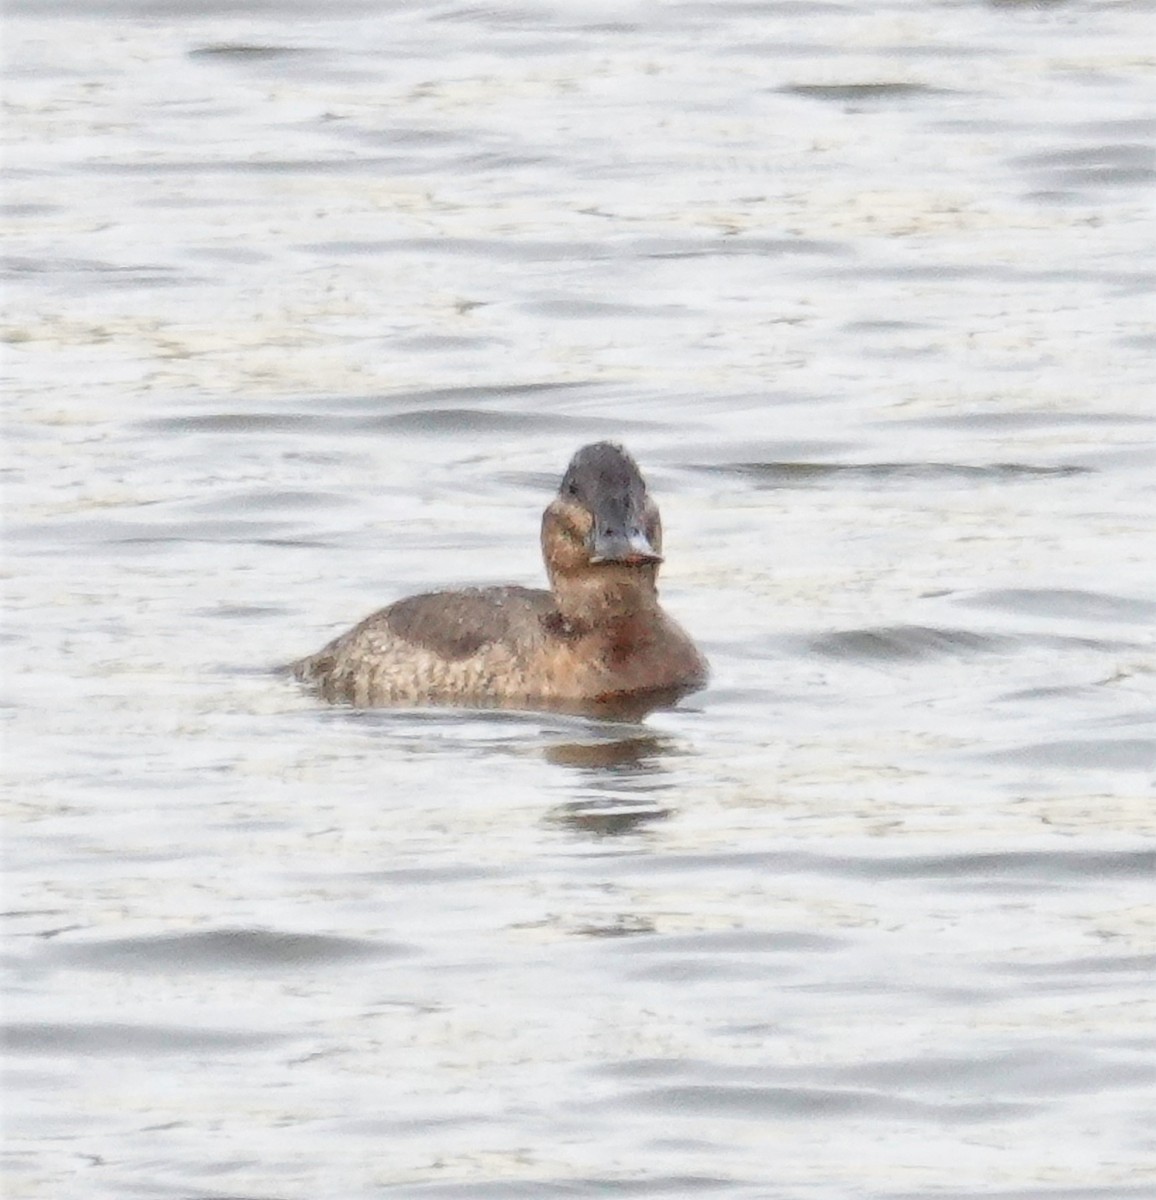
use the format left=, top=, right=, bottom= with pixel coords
left=290, top=442, right=708, bottom=716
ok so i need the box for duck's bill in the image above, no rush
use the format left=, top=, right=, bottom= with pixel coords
left=589, top=527, right=663, bottom=565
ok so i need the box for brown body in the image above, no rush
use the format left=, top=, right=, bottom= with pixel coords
left=290, top=443, right=708, bottom=717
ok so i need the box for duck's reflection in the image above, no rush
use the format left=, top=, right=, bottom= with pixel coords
left=545, top=733, right=665, bottom=770
left=543, top=730, right=677, bottom=836
left=546, top=800, right=670, bottom=837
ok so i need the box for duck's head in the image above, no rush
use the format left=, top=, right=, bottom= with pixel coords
left=541, top=442, right=663, bottom=621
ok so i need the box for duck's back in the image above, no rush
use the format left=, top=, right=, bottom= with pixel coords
left=291, top=586, right=558, bottom=707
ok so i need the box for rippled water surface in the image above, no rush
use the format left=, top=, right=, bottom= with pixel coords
left=4, top=0, right=1155, bottom=1197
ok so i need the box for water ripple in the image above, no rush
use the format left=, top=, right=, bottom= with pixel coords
left=1, top=1021, right=283, bottom=1056
left=692, top=460, right=1086, bottom=488
left=45, top=928, right=409, bottom=973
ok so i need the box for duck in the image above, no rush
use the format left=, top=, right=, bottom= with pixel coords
left=290, top=442, right=708, bottom=717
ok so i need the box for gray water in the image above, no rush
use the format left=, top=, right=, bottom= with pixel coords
left=3, top=1, right=1155, bottom=1197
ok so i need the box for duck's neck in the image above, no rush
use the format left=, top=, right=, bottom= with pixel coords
left=549, top=565, right=661, bottom=631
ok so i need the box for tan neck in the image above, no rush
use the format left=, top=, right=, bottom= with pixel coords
left=549, top=564, right=660, bottom=628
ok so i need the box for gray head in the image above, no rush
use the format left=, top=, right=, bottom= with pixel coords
left=556, top=442, right=663, bottom=566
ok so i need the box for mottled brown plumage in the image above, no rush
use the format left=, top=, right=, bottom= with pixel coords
left=290, top=443, right=708, bottom=716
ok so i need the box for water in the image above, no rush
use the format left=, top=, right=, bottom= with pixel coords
left=3, top=1, right=1155, bottom=1197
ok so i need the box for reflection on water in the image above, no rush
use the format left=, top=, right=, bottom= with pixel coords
left=545, top=800, right=672, bottom=838
left=545, top=733, right=677, bottom=836
left=5, top=0, right=1155, bottom=1197
left=545, top=732, right=671, bottom=772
